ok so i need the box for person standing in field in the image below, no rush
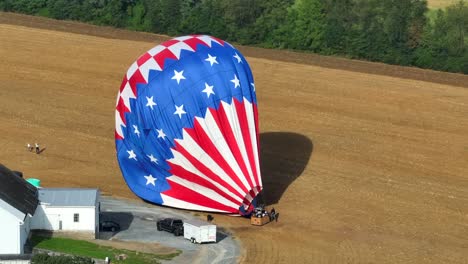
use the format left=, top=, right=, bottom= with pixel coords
left=35, top=143, right=40, bottom=154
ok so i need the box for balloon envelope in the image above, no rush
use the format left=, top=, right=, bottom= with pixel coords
left=115, top=35, right=262, bottom=213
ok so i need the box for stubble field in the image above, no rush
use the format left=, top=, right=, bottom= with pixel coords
left=1, top=12, right=467, bottom=264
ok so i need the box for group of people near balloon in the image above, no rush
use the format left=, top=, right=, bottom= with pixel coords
left=254, top=205, right=279, bottom=222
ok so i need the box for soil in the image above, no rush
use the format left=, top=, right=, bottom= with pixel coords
left=1, top=12, right=467, bottom=264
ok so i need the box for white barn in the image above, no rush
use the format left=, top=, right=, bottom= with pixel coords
left=31, top=188, right=100, bottom=234
left=0, top=164, right=39, bottom=255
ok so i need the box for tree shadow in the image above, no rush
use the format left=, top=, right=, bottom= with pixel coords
left=258, top=132, right=313, bottom=205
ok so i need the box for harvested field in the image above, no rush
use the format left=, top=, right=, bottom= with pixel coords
left=1, top=12, right=467, bottom=264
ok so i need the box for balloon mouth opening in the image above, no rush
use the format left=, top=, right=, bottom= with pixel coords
left=239, top=186, right=262, bottom=216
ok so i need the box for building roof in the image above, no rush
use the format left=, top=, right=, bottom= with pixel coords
left=184, top=218, right=215, bottom=227
left=38, top=188, right=99, bottom=207
left=0, top=164, right=39, bottom=216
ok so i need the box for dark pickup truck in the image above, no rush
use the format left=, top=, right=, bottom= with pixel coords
left=156, top=218, right=184, bottom=236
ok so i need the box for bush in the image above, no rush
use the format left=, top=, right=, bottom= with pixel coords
left=31, top=253, right=95, bottom=264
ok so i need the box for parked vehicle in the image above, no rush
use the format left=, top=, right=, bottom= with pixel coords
left=99, top=220, right=120, bottom=232
left=156, top=218, right=184, bottom=236
left=183, top=219, right=216, bottom=243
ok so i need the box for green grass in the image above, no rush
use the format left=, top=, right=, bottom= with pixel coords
left=31, top=235, right=181, bottom=264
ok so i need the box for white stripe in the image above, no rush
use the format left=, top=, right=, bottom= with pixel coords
left=244, top=98, right=262, bottom=187
left=174, top=36, right=193, bottom=41
left=168, top=41, right=195, bottom=59
left=220, top=101, right=252, bottom=191
left=196, top=35, right=222, bottom=47
left=161, top=193, right=228, bottom=212
left=172, top=129, right=245, bottom=195
left=139, top=58, right=161, bottom=82
left=244, top=193, right=253, bottom=203
left=166, top=175, right=239, bottom=209
left=115, top=110, right=125, bottom=138
left=147, top=45, right=165, bottom=56
left=126, top=62, right=139, bottom=79
left=167, top=149, right=243, bottom=203
left=116, top=90, right=122, bottom=107
left=120, top=82, right=136, bottom=111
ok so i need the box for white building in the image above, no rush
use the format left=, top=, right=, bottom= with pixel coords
left=0, top=164, right=39, bottom=255
left=31, top=188, right=100, bottom=234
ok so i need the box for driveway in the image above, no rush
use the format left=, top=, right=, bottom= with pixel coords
left=98, top=196, right=240, bottom=264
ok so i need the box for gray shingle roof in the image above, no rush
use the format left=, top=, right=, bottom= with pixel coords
left=0, top=164, right=39, bottom=216
left=39, top=188, right=99, bottom=207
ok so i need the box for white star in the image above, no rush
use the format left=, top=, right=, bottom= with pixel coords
left=133, top=125, right=140, bottom=137
left=233, top=53, right=242, bottom=63
left=156, top=128, right=166, bottom=139
left=251, top=82, right=255, bottom=92
left=174, top=104, right=187, bottom=119
left=171, top=70, right=186, bottom=84
left=231, top=74, right=240, bottom=88
left=202, top=82, right=215, bottom=98
left=205, top=54, right=218, bottom=66
left=146, top=96, right=157, bottom=110
left=127, top=150, right=137, bottom=160
left=147, top=154, right=158, bottom=164
left=144, top=174, right=157, bottom=186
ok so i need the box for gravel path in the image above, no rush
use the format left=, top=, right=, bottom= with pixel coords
left=99, top=197, right=240, bottom=264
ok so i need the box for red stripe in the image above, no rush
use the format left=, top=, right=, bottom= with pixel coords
left=162, top=39, right=180, bottom=47
left=163, top=180, right=236, bottom=213
left=119, top=78, right=128, bottom=92
left=128, top=69, right=145, bottom=95
left=183, top=37, right=209, bottom=50
left=137, top=52, right=152, bottom=66
left=210, top=36, right=225, bottom=46
left=253, top=104, right=261, bottom=185
left=115, top=130, right=123, bottom=140
left=209, top=104, right=254, bottom=191
left=172, top=138, right=245, bottom=200
left=184, top=119, right=249, bottom=195
left=116, top=97, right=129, bottom=124
left=233, top=99, right=256, bottom=188
left=167, top=160, right=242, bottom=207
left=153, top=48, right=177, bottom=69
left=234, top=99, right=259, bottom=187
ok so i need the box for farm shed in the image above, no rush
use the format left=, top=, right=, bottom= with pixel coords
left=0, top=164, right=39, bottom=255
left=31, top=188, right=100, bottom=234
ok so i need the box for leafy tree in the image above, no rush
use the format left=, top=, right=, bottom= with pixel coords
left=322, top=0, right=355, bottom=54
left=286, top=0, right=326, bottom=51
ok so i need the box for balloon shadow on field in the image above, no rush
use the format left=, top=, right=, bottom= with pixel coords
left=258, top=132, right=313, bottom=206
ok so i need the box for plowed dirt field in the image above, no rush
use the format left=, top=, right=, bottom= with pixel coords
left=1, top=12, right=467, bottom=264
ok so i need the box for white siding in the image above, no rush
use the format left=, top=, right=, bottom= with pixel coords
left=0, top=260, right=30, bottom=264
left=0, top=202, right=21, bottom=254
left=31, top=206, right=96, bottom=232
left=30, top=205, right=46, bottom=230
left=19, top=216, right=31, bottom=254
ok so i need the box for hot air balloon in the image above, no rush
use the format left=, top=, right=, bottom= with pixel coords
left=115, top=35, right=261, bottom=214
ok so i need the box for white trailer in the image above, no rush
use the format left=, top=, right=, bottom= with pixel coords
left=183, top=219, right=216, bottom=244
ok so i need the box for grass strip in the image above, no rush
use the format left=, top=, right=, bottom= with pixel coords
left=31, top=235, right=181, bottom=264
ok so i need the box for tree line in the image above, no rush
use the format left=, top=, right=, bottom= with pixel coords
left=1, top=0, right=467, bottom=74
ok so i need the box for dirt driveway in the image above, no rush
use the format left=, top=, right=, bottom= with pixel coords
left=99, top=197, right=240, bottom=264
